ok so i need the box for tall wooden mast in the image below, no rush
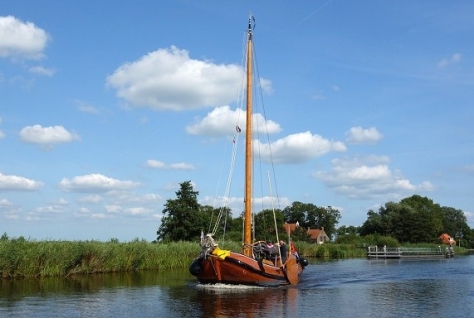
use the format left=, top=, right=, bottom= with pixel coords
left=243, top=14, right=253, bottom=257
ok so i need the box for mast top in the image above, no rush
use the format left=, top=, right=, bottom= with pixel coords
left=248, top=13, right=255, bottom=39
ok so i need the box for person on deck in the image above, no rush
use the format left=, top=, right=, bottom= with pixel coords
left=266, top=240, right=278, bottom=264
left=279, top=240, right=287, bottom=263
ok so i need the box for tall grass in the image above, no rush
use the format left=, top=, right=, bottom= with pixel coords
left=296, top=242, right=367, bottom=259
left=0, top=237, right=200, bottom=278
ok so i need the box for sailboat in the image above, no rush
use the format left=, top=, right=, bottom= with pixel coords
left=189, top=14, right=308, bottom=287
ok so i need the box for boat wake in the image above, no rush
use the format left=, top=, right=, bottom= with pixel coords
left=196, top=283, right=265, bottom=291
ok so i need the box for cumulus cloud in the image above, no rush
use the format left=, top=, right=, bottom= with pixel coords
left=35, top=205, right=65, bottom=214
left=437, top=53, right=461, bottom=68
left=0, top=15, right=50, bottom=60
left=186, top=105, right=281, bottom=136
left=20, top=125, right=80, bottom=147
left=0, top=172, right=43, bottom=191
left=313, top=155, right=434, bottom=199
left=59, top=174, right=140, bottom=193
left=255, top=131, right=346, bottom=164
left=145, top=159, right=195, bottom=170
left=107, top=46, right=244, bottom=111
left=345, top=126, right=383, bottom=144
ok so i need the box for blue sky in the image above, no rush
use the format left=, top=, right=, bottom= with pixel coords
left=1, top=1, right=473, bottom=241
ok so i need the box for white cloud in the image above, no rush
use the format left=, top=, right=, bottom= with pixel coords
left=78, top=105, right=99, bottom=114
left=107, top=46, right=243, bottom=111
left=186, top=105, right=281, bottom=136
left=28, top=66, right=55, bottom=76
left=0, top=15, right=50, bottom=60
left=75, top=100, right=100, bottom=114
left=255, top=131, right=346, bottom=164
left=59, top=174, right=140, bottom=193
left=105, top=204, right=122, bottom=213
left=126, top=207, right=153, bottom=215
left=0, top=173, right=43, bottom=191
left=145, top=159, right=195, bottom=170
left=34, top=198, right=70, bottom=216
left=169, top=163, right=195, bottom=170
left=55, top=198, right=69, bottom=205
left=20, top=125, right=80, bottom=147
left=437, top=53, right=461, bottom=68
left=105, top=190, right=162, bottom=205
left=77, top=195, right=103, bottom=203
left=345, top=126, right=383, bottom=144
left=145, top=160, right=166, bottom=168
left=313, top=156, right=434, bottom=199
left=0, top=199, right=12, bottom=206
left=141, top=193, right=162, bottom=202
left=259, top=78, right=273, bottom=95
left=35, top=205, right=65, bottom=214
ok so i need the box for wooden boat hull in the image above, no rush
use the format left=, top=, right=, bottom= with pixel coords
left=191, top=251, right=304, bottom=287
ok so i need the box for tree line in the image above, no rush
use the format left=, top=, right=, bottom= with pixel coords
left=157, top=181, right=473, bottom=248
left=156, top=181, right=341, bottom=243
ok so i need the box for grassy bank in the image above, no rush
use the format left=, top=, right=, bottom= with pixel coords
left=0, top=238, right=201, bottom=278
left=0, top=237, right=468, bottom=278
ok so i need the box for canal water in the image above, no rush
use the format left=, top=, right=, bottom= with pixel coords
left=1, top=255, right=473, bottom=317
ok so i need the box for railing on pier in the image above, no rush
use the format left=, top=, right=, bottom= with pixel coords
left=367, top=246, right=454, bottom=259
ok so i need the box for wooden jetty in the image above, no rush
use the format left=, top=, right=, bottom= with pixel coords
left=367, top=246, right=454, bottom=259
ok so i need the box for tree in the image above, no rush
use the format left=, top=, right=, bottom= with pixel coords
left=336, top=225, right=360, bottom=237
left=360, top=195, right=452, bottom=243
left=311, top=206, right=341, bottom=239
left=282, top=201, right=341, bottom=238
left=283, top=201, right=307, bottom=225
left=289, top=225, right=311, bottom=242
left=440, top=206, right=471, bottom=246
left=360, top=209, right=383, bottom=236
left=156, top=181, right=208, bottom=242
left=253, top=208, right=284, bottom=241
left=206, top=205, right=237, bottom=241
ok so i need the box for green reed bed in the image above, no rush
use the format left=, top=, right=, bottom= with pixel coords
left=0, top=238, right=201, bottom=278
left=297, top=242, right=367, bottom=259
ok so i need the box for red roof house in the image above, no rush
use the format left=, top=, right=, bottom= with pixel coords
left=283, top=222, right=329, bottom=244
left=439, top=233, right=456, bottom=245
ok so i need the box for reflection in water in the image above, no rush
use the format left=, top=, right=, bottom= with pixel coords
left=0, top=269, right=195, bottom=317
left=1, top=270, right=187, bottom=299
left=189, top=284, right=299, bottom=318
